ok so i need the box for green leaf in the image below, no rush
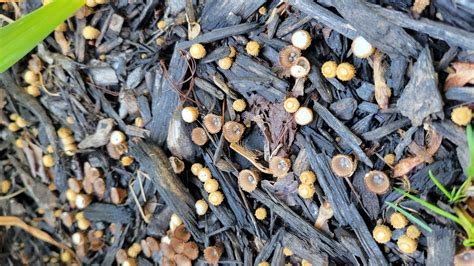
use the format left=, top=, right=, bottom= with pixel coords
left=428, top=170, right=452, bottom=201
left=394, top=187, right=461, bottom=224
left=466, top=124, right=474, bottom=177
left=385, top=201, right=432, bottom=233
left=0, top=0, right=85, bottom=73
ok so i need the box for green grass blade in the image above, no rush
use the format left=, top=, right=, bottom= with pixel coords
left=394, top=187, right=461, bottom=224
left=466, top=124, right=474, bottom=177
left=428, top=170, right=452, bottom=201
left=385, top=201, right=433, bottom=233
left=0, top=0, right=85, bottom=73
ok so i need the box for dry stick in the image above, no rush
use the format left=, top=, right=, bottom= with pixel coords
left=373, top=50, right=391, bottom=110
left=0, top=216, right=81, bottom=265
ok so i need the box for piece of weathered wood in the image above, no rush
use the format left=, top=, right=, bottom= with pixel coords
left=84, top=203, right=134, bottom=224
left=362, top=118, right=411, bottom=141
left=426, top=225, right=456, bottom=266
left=129, top=140, right=203, bottom=242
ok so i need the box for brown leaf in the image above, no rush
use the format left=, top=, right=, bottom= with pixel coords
left=373, top=50, right=391, bottom=109
left=393, top=156, right=424, bottom=177
left=444, top=62, right=474, bottom=90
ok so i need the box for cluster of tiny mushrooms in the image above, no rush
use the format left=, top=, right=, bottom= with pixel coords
left=6, top=1, right=474, bottom=264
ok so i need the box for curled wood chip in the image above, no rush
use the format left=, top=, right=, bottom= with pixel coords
left=393, top=156, right=424, bottom=177
left=229, top=142, right=271, bottom=174
left=373, top=50, right=391, bottom=109
left=0, top=216, right=80, bottom=265
left=188, top=22, right=201, bottom=40
left=444, top=62, right=474, bottom=90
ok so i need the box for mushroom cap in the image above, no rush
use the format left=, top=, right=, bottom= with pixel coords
left=217, top=57, right=233, bottom=70
left=255, top=207, right=267, bottom=220
left=204, top=178, right=219, bottom=193
left=364, top=170, right=390, bottom=194
left=299, top=170, right=316, bottom=184
left=383, top=153, right=396, bottom=166
left=195, top=199, right=208, bottom=216
left=321, top=61, right=338, bottom=78
left=454, top=249, right=474, bottom=266
left=406, top=225, right=421, bottom=239
left=298, top=183, right=315, bottom=199
left=208, top=191, right=224, bottom=206
left=331, top=154, right=356, bottom=178
left=191, top=127, right=208, bottom=146
left=197, top=167, right=212, bottom=182
left=169, top=156, right=184, bottom=174
left=181, top=106, right=199, bottom=123
left=451, top=106, right=472, bottom=126
left=279, top=45, right=302, bottom=68
left=290, top=57, right=311, bottom=78
left=232, top=99, right=247, bottom=112
left=351, top=36, right=375, bottom=58
left=269, top=156, right=291, bottom=177
left=173, top=254, right=191, bottom=266
left=291, top=30, right=311, bottom=50
left=397, top=235, right=418, bottom=254
left=284, top=97, right=300, bottom=113
left=372, top=225, right=392, bottom=244
left=182, top=241, right=199, bottom=260
left=238, top=169, right=260, bottom=192
left=189, top=43, right=206, bottom=59
left=294, top=107, right=314, bottom=126
left=204, top=245, right=223, bottom=264
left=110, top=130, right=126, bottom=145
left=390, top=212, right=408, bottom=229
left=223, top=121, right=245, bottom=143
left=246, top=41, right=260, bottom=56
left=336, top=63, right=356, bottom=81
left=191, top=163, right=203, bottom=176
left=203, top=114, right=223, bottom=134
left=173, top=224, right=191, bottom=242
left=82, top=26, right=100, bottom=40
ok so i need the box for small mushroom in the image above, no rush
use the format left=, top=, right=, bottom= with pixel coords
left=223, top=121, right=245, bottom=143
left=181, top=106, right=199, bottom=123
left=232, top=99, right=247, bottom=112
left=451, top=106, right=472, bottom=126
left=364, top=170, right=390, bottom=195
left=110, top=130, right=126, bottom=145
left=246, top=41, right=260, bottom=56
left=169, top=156, right=185, bottom=174
left=321, top=61, right=338, bottom=78
left=121, top=156, right=134, bottom=166
left=406, top=225, right=421, bottom=239
left=291, top=30, right=311, bottom=50
left=330, top=154, right=357, bottom=178
left=351, top=36, right=375, bottom=58
left=283, top=97, right=300, bottom=113
left=383, top=153, right=396, bottom=166
left=195, top=199, right=208, bottom=216
left=279, top=45, right=301, bottom=68
left=397, top=235, right=417, bottom=254
left=191, top=163, right=203, bottom=176
left=208, top=191, right=224, bottom=206
left=182, top=241, right=199, bottom=260
left=254, top=207, right=267, bottom=220
left=203, top=114, right=223, bottom=134
left=197, top=167, right=212, bottom=182
left=336, top=62, right=356, bottom=81
left=290, top=57, right=311, bottom=78
left=298, top=184, right=315, bottom=199
left=173, top=254, right=191, bottom=266
left=299, top=170, right=316, bottom=184
left=294, top=107, right=314, bottom=126
left=390, top=212, right=408, bottom=229
left=204, top=178, right=219, bottom=193
left=82, top=26, right=100, bottom=40
left=454, top=249, right=474, bottom=266
left=191, top=127, right=208, bottom=146
left=110, top=187, right=127, bottom=204
left=238, top=169, right=260, bottom=192
left=42, top=154, right=55, bottom=167
left=314, top=201, right=333, bottom=229
left=76, top=194, right=92, bottom=209
left=204, top=245, right=224, bottom=264
left=372, top=225, right=392, bottom=244
left=269, top=156, right=291, bottom=177
left=189, top=43, right=206, bottom=59
left=217, top=57, right=233, bottom=69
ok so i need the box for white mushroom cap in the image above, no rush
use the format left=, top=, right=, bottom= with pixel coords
left=352, top=36, right=375, bottom=58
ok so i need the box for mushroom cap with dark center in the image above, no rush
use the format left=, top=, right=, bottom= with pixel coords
left=269, top=156, right=291, bottom=177
left=364, top=170, right=390, bottom=194
left=223, top=121, right=245, bottom=143
left=330, top=154, right=356, bottom=178
left=238, top=169, right=260, bottom=192
left=455, top=249, right=474, bottom=266
left=203, top=114, right=223, bottom=134
left=279, top=45, right=302, bottom=68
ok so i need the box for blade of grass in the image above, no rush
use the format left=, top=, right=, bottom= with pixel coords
left=394, top=187, right=461, bottom=224
left=385, top=201, right=432, bottom=233
left=466, top=124, right=474, bottom=177
left=0, top=0, right=85, bottom=73
left=428, top=170, right=452, bottom=201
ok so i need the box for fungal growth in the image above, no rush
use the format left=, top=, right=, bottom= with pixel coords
left=330, top=154, right=357, bottom=178
left=397, top=235, right=418, bottom=253
left=181, top=106, right=199, bottom=123
left=351, top=36, right=375, bottom=58
left=294, top=107, right=314, bottom=126
left=372, top=225, right=392, bottom=244
left=269, top=156, right=291, bottom=177
left=191, top=127, right=208, bottom=146
left=321, top=61, right=338, bottom=78
left=204, top=245, right=223, bottom=264
left=246, top=41, right=260, bottom=56
left=279, top=45, right=301, bottom=68
left=223, top=121, right=245, bottom=143
left=336, top=62, right=356, bottom=81
left=451, top=106, right=472, bottom=126
left=291, top=30, right=311, bottom=50
left=364, top=170, right=390, bottom=194
left=290, top=57, right=311, bottom=78
left=390, top=212, right=408, bottom=229
left=284, top=97, right=300, bottom=113
left=238, top=169, right=260, bottom=192
left=189, top=43, right=206, bottom=59
left=232, top=99, right=247, bottom=112
left=203, top=114, right=223, bottom=134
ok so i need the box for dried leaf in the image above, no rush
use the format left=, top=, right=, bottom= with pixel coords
left=393, top=156, right=424, bottom=177
left=373, top=50, right=391, bottom=109
left=0, top=216, right=80, bottom=265
left=444, top=62, right=474, bottom=90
